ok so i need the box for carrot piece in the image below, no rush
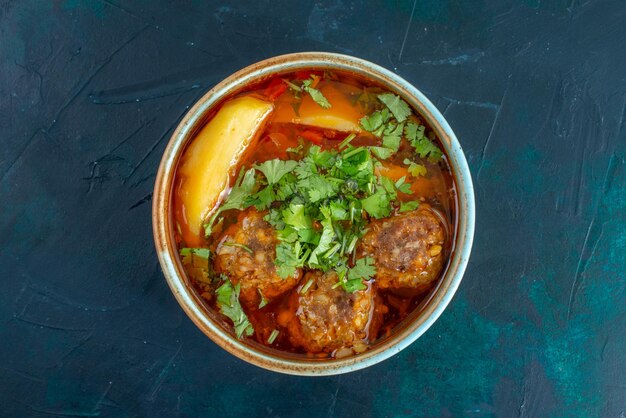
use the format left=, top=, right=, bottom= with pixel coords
left=376, top=163, right=409, bottom=182
left=300, top=129, right=325, bottom=145
left=264, top=77, right=288, bottom=100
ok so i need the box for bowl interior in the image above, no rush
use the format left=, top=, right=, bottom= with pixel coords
left=152, top=52, right=475, bottom=375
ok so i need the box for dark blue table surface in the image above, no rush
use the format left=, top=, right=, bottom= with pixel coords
left=2, top=1, right=625, bottom=416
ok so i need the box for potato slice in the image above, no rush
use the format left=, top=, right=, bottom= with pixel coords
left=178, top=96, right=273, bottom=245
left=271, top=83, right=362, bottom=132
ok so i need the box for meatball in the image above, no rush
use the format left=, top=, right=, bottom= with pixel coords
left=358, top=204, right=446, bottom=293
left=213, top=208, right=301, bottom=306
left=287, top=271, right=383, bottom=355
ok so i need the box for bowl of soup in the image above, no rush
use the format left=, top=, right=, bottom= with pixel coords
left=152, top=52, right=475, bottom=375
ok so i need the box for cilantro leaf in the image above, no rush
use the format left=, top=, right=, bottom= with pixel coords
left=329, top=200, right=349, bottom=221
left=301, top=175, right=338, bottom=203
left=302, top=79, right=331, bottom=109
left=222, top=242, right=254, bottom=254
left=282, top=203, right=312, bottom=230
left=360, top=111, right=384, bottom=132
left=258, top=290, right=268, bottom=308
left=282, top=79, right=302, bottom=92
left=378, top=93, right=412, bottom=122
left=379, top=176, right=397, bottom=200
left=205, top=168, right=257, bottom=236
left=255, top=159, right=297, bottom=184
left=399, top=200, right=420, bottom=213
left=216, top=278, right=254, bottom=338
left=343, top=257, right=376, bottom=292
left=308, top=145, right=336, bottom=169
left=382, top=134, right=401, bottom=152
left=361, top=189, right=392, bottom=219
left=370, top=146, right=393, bottom=159
left=179, top=247, right=210, bottom=260
left=275, top=241, right=305, bottom=278
left=250, top=185, right=275, bottom=210
left=309, top=208, right=335, bottom=266
left=219, top=168, right=256, bottom=212
left=403, top=158, right=427, bottom=177
left=395, top=176, right=413, bottom=195
left=405, top=122, right=443, bottom=162
left=381, top=121, right=403, bottom=152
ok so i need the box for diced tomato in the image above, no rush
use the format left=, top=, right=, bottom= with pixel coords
left=294, top=70, right=313, bottom=80
left=300, top=129, right=325, bottom=145
left=323, top=129, right=338, bottom=140
left=294, top=70, right=323, bottom=80
left=264, top=77, right=288, bottom=100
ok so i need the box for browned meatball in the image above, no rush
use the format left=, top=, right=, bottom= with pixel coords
left=286, top=271, right=383, bottom=356
left=213, top=208, right=301, bottom=306
left=358, top=205, right=446, bottom=293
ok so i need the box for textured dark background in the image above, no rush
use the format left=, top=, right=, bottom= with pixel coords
left=2, top=0, right=625, bottom=416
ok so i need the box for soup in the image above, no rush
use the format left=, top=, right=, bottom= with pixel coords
left=172, top=69, right=457, bottom=359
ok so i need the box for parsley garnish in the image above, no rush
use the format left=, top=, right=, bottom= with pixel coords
left=403, top=158, right=427, bottom=177
left=378, top=93, right=411, bottom=122
left=405, top=122, right=443, bottom=162
left=361, top=189, right=392, bottom=219
left=395, top=176, right=413, bottom=195
left=215, top=277, right=254, bottom=339
left=267, top=329, right=280, bottom=344
left=302, top=77, right=331, bottom=109
left=179, top=247, right=210, bottom=261
left=222, top=242, right=254, bottom=254
left=399, top=200, right=420, bottom=213
left=258, top=290, right=268, bottom=308
left=342, top=257, right=376, bottom=292
left=255, top=159, right=298, bottom=184
left=204, top=168, right=257, bottom=236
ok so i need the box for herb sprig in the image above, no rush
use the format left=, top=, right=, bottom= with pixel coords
left=215, top=277, right=254, bottom=339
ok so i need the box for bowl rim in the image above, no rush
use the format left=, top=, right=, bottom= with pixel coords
left=152, top=52, right=475, bottom=376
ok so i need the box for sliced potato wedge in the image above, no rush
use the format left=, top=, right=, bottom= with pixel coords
left=178, top=96, right=273, bottom=245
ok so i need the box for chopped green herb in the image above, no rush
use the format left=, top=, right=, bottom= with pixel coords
left=205, top=168, right=256, bottom=236
left=222, top=242, right=253, bottom=254
left=275, top=241, right=305, bottom=279
left=361, top=189, right=392, bottom=219
left=179, top=248, right=212, bottom=277
left=255, top=159, right=298, bottom=185
left=300, top=277, right=315, bottom=294
left=378, top=93, right=411, bottom=123
left=282, top=203, right=312, bottom=230
left=282, top=79, right=302, bottom=92
left=370, top=146, right=394, bottom=159
left=394, top=176, right=413, bottom=195
left=338, top=133, right=356, bottom=149
left=258, top=290, right=268, bottom=308
left=216, top=278, right=254, bottom=339
left=403, top=158, right=427, bottom=177
left=359, top=110, right=385, bottom=133
left=179, top=247, right=210, bottom=260
left=267, top=329, right=280, bottom=344
left=399, top=200, right=420, bottom=213
left=302, top=78, right=331, bottom=109
left=405, top=122, right=443, bottom=162
left=342, top=257, right=376, bottom=292
left=286, top=143, right=304, bottom=154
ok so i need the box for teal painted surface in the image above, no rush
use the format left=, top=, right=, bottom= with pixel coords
left=1, top=0, right=625, bottom=416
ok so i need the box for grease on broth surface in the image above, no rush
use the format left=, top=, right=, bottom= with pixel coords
left=173, top=69, right=457, bottom=359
